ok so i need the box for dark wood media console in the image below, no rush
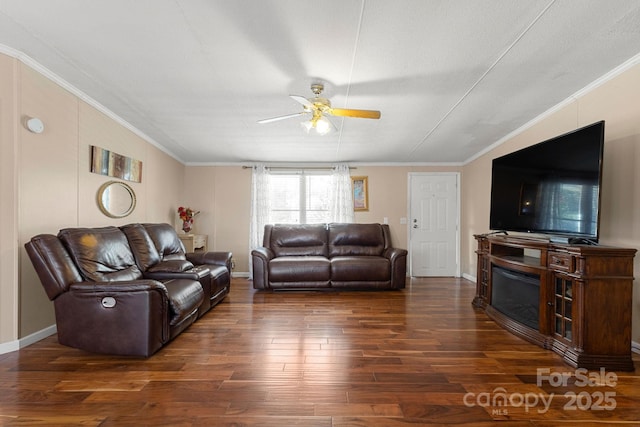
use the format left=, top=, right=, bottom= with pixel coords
left=473, top=234, right=636, bottom=371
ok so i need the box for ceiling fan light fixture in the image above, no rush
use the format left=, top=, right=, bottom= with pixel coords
left=301, top=119, right=314, bottom=133
left=301, top=115, right=332, bottom=135
left=315, top=116, right=331, bottom=135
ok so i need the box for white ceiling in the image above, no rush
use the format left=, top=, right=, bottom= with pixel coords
left=2, top=0, right=640, bottom=165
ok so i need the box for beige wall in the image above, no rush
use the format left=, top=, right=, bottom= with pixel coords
left=0, top=54, right=19, bottom=344
left=181, top=166, right=252, bottom=272
left=0, top=53, right=186, bottom=342
left=18, top=63, right=80, bottom=335
left=461, top=62, right=640, bottom=343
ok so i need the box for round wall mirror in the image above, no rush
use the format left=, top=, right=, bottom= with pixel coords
left=97, top=180, right=137, bottom=218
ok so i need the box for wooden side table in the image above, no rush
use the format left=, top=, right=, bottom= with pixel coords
left=179, top=234, right=207, bottom=253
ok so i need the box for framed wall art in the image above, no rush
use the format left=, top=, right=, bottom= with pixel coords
left=90, top=145, right=142, bottom=183
left=351, top=176, right=369, bottom=211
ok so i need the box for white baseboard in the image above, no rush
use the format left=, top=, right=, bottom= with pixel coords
left=0, top=324, right=57, bottom=355
left=462, top=273, right=476, bottom=282
left=232, top=271, right=250, bottom=278
left=0, top=339, right=19, bottom=354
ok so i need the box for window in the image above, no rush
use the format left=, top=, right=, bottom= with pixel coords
left=269, top=171, right=332, bottom=224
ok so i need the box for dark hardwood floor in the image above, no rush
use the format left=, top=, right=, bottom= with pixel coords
left=1, top=277, right=639, bottom=426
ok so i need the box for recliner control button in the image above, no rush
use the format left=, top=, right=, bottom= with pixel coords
left=101, top=297, right=116, bottom=308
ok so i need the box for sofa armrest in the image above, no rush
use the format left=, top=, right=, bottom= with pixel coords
left=58, top=280, right=170, bottom=356
left=143, top=268, right=209, bottom=283
left=383, top=247, right=408, bottom=261
left=383, top=248, right=408, bottom=289
left=147, top=259, right=195, bottom=273
left=186, top=251, right=233, bottom=272
left=251, top=247, right=274, bottom=261
left=69, top=279, right=168, bottom=294
left=250, top=247, right=274, bottom=289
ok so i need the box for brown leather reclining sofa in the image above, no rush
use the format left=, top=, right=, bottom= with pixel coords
left=24, top=223, right=232, bottom=357
left=251, top=223, right=407, bottom=290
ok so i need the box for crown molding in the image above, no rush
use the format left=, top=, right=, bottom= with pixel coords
left=463, top=52, right=640, bottom=165
left=0, top=44, right=184, bottom=164
left=186, top=161, right=465, bottom=167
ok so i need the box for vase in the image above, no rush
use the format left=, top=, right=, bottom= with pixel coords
left=182, top=220, right=192, bottom=233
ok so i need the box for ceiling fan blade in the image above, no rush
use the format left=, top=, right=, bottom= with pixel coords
left=329, top=108, right=381, bottom=119
left=290, top=95, right=314, bottom=109
left=258, top=112, right=305, bottom=124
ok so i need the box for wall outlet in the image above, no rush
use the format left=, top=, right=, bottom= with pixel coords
left=383, top=217, right=389, bottom=224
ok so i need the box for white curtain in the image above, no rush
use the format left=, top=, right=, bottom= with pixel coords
left=329, top=163, right=354, bottom=223
left=248, top=164, right=270, bottom=279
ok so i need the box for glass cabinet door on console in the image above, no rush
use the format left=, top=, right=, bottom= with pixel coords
left=472, top=236, right=490, bottom=308
left=553, top=275, right=573, bottom=342
left=479, top=256, right=489, bottom=300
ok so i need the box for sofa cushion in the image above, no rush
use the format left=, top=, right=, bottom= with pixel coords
left=121, top=223, right=163, bottom=271
left=269, top=224, right=328, bottom=257
left=330, top=256, right=391, bottom=281
left=209, top=265, right=230, bottom=285
left=328, top=223, right=385, bottom=257
left=143, top=223, right=188, bottom=261
left=25, top=234, right=84, bottom=300
left=164, top=278, right=204, bottom=326
left=147, top=259, right=195, bottom=273
left=269, top=256, right=331, bottom=282
left=58, top=226, right=142, bottom=282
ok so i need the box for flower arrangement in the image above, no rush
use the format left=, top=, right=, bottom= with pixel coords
left=178, top=206, right=200, bottom=233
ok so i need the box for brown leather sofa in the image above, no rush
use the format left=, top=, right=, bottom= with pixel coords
left=24, top=223, right=232, bottom=357
left=251, top=223, right=407, bottom=290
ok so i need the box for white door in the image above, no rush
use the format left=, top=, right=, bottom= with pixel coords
left=408, top=173, right=459, bottom=277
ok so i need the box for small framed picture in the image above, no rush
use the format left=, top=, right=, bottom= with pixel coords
left=351, top=176, right=369, bottom=211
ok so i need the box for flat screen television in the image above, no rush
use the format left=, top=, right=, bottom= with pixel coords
left=489, top=120, right=605, bottom=244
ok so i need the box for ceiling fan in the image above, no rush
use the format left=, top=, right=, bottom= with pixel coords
left=258, top=83, right=381, bottom=135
